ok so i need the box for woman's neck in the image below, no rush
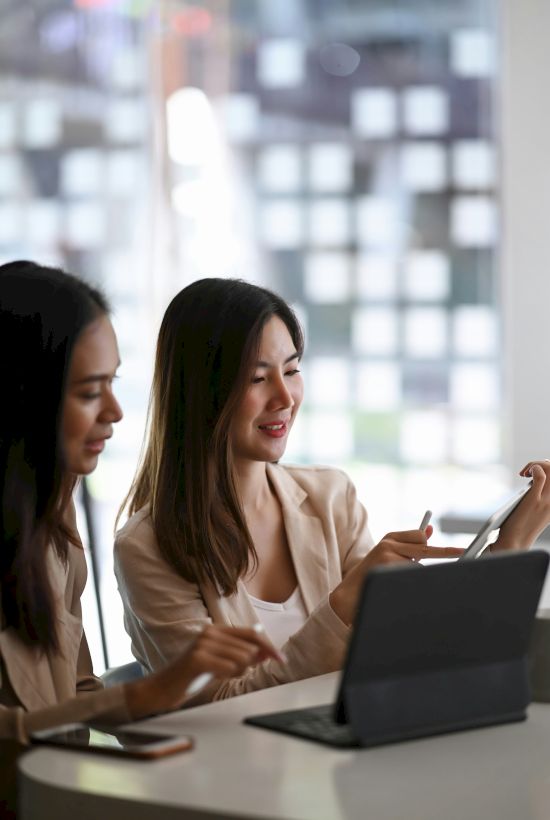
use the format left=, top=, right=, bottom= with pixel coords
left=234, top=460, right=272, bottom=513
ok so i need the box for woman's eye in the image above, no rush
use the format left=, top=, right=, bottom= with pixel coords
left=251, top=376, right=264, bottom=384
left=79, top=392, right=101, bottom=400
left=286, top=368, right=301, bottom=377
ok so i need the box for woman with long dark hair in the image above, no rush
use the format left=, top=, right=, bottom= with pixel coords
left=0, top=262, right=277, bottom=742
left=115, top=277, right=550, bottom=704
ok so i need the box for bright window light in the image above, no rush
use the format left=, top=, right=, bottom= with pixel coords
left=304, top=251, right=351, bottom=303
left=257, top=39, right=305, bottom=88
left=107, top=150, right=143, bottom=196
left=65, top=202, right=106, bottom=249
left=307, top=411, right=354, bottom=461
left=105, top=98, right=146, bottom=143
left=356, top=253, right=398, bottom=301
left=0, top=155, right=22, bottom=195
left=351, top=88, right=397, bottom=138
left=451, top=29, right=495, bottom=77
left=260, top=200, right=304, bottom=249
left=257, top=145, right=302, bottom=193
left=0, top=103, right=16, bottom=148
left=450, top=364, right=499, bottom=410
left=400, top=410, right=448, bottom=463
left=61, top=149, right=104, bottom=196
left=401, top=142, right=447, bottom=191
left=356, top=197, right=400, bottom=247
left=22, top=99, right=61, bottom=148
left=25, top=200, right=61, bottom=246
left=167, top=87, right=222, bottom=166
left=403, top=250, right=450, bottom=301
left=452, top=140, right=495, bottom=189
left=291, top=301, right=308, bottom=344
left=215, top=94, right=259, bottom=143
left=352, top=307, right=398, bottom=355
left=357, top=361, right=401, bottom=411
left=404, top=307, right=447, bottom=358
left=110, top=47, right=144, bottom=90
left=452, top=416, right=499, bottom=464
left=283, top=412, right=306, bottom=461
left=452, top=306, right=498, bottom=357
left=402, top=86, right=449, bottom=135
left=451, top=196, right=497, bottom=246
left=0, top=204, right=23, bottom=244
left=307, top=143, right=352, bottom=192
left=308, top=198, right=350, bottom=246
left=308, top=357, right=351, bottom=407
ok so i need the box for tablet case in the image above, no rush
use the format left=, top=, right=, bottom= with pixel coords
left=246, top=551, right=549, bottom=747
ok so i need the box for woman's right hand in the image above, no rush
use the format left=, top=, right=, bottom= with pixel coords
left=329, top=528, right=464, bottom=626
left=124, top=624, right=281, bottom=719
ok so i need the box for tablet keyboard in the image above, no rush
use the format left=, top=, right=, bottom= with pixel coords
left=244, top=703, right=359, bottom=748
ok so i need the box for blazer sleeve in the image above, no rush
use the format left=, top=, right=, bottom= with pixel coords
left=114, top=473, right=375, bottom=705
left=114, top=531, right=210, bottom=671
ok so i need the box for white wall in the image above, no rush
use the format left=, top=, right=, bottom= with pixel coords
left=501, top=0, right=550, bottom=471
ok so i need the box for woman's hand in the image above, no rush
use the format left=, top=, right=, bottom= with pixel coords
left=493, top=460, right=550, bottom=552
left=329, top=528, right=464, bottom=626
left=124, top=624, right=281, bottom=719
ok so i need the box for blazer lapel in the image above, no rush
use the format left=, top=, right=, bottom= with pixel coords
left=267, top=463, right=330, bottom=615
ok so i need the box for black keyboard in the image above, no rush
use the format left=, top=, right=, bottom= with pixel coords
left=244, top=703, right=359, bottom=748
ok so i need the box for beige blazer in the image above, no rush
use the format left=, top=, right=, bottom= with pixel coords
left=115, top=464, right=374, bottom=705
left=0, top=524, right=130, bottom=743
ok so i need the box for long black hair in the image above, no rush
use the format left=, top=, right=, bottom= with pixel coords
left=122, top=278, right=304, bottom=595
left=0, top=260, right=109, bottom=652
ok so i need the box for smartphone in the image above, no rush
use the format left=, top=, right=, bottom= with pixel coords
left=459, top=481, right=533, bottom=560
left=31, top=723, right=194, bottom=759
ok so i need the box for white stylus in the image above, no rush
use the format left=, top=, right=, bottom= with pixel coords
left=185, top=671, right=214, bottom=698
left=419, top=510, right=432, bottom=531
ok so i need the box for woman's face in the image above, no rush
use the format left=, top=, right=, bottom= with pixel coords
left=231, top=315, right=303, bottom=466
left=61, top=314, right=123, bottom=475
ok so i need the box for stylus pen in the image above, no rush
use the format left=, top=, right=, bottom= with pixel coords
left=419, top=510, right=432, bottom=531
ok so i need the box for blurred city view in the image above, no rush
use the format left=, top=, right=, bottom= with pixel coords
left=0, top=0, right=504, bottom=669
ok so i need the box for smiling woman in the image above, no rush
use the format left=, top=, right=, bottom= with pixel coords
left=114, top=278, right=465, bottom=705
left=0, top=262, right=280, bottom=744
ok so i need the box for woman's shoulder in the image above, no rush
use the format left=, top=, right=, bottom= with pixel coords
left=115, top=505, right=155, bottom=552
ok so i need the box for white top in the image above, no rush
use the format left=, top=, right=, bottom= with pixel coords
left=248, top=586, right=308, bottom=649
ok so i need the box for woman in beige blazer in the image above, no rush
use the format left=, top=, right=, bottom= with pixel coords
left=0, top=262, right=277, bottom=743
left=115, top=278, right=550, bottom=705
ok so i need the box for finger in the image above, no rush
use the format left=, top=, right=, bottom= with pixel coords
left=381, top=529, right=430, bottom=544
left=191, top=651, right=252, bottom=679
left=203, top=625, right=283, bottom=663
left=520, top=460, right=550, bottom=479
left=201, top=644, right=259, bottom=671
left=519, top=463, right=547, bottom=499
left=394, top=544, right=464, bottom=560
left=425, top=524, right=433, bottom=539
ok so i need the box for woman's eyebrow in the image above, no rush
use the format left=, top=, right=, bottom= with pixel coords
left=72, top=361, right=122, bottom=384
left=255, top=352, right=300, bottom=368
left=73, top=374, right=110, bottom=384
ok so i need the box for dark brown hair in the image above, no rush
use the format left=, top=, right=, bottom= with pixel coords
left=0, top=260, right=109, bottom=652
left=121, top=278, right=303, bottom=595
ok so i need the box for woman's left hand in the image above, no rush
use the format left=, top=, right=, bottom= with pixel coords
left=493, top=460, right=550, bottom=552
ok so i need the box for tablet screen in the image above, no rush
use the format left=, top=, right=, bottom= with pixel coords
left=459, top=481, right=532, bottom=560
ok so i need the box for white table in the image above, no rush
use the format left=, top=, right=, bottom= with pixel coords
left=19, top=671, right=550, bottom=820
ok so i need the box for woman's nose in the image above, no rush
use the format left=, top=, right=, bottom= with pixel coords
left=267, top=377, right=293, bottom=410
left=101, top=393, right=123, bottom=423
